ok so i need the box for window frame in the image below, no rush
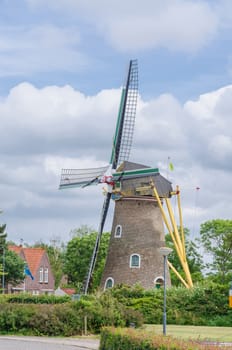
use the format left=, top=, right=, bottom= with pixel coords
left=154, top=276, right=164, bottom=288
left=104, top=277, right=114, bottom=290
left=114, top=224, right=122, bottom=238
left=130, top=254, right=141, bottom=268
left=39, top=267, right=44, bottom=283
left=44, top=268, right=49, bottom=283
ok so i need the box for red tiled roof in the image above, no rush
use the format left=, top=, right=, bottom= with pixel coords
left=8, top=246, right=46, bottom=275
left=61, top=288, right=76, bottom=295
left=8, top=245, right=23, bottom=254
left=22, top=248, right=45, bottom=275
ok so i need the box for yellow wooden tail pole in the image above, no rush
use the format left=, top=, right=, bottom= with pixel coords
left=165, top=197, right=193, bottom=288
left=150, top=181, right=183, bottom=261
left=176, top=185, right=186, bottom=258
left=151, top=180, right=193, bottom=288
left=165, top=198, right=184, bottom=259
left=167, top=261, right=189, bottom=289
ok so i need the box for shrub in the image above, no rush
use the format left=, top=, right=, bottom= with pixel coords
left=99, top=327, right=225, bottom=350
left=0, top=292, right=144, bottom=336
left=102, top=282, right=232, bottom=326
left=7, top=293, right=70, bottom=304
left=72, top=291, right=144, bottom=333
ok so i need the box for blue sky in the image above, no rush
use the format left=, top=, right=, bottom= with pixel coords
left=0, top=0, right=232, bottom=244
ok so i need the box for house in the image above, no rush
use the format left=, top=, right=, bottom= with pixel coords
left=8, top=246, right=55, bottom=295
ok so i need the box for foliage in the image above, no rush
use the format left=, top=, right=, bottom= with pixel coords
left=100, top=327, right=223, bottom=350
left=165, top=228, right=204, bottom=286
left=199, top=219, right=232, bottom=284
left=104, top=282, right=232, bottom=326
left=4, top=250, right=25, bottom=287
left=64, top=230, right=110, bottom=291
left=0, top=303, right=82, bottom=336
left=6, top=293, right=70, bottom=304
left=0, top=292, right=143, bottom=335
left=70, top=225, right=95, bottom=238
left=0, top=222, right=25, bottom=290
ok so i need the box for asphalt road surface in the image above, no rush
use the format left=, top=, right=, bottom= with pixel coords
left=0, top=336, right=99, bottom=350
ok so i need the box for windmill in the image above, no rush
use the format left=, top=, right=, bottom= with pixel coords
left=59, top=60, right=192, bottom=293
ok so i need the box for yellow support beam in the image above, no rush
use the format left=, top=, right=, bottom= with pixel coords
left=167, top=261, right=189, bottom=289
left=176, top=185, right=186, bottom=258
left=165, top=198, right=184, bottom=258
left=150, top=182, right=183, bottom=262
left=150, top=180, right=193, bottom=288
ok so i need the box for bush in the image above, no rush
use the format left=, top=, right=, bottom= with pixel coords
left=72, top=291, right=144, bottom=333
left=0, top=303, right=82, bottom=336
left=6, top=293, right=70, bottom=304
left=99, top=327, right=225, bottom=350
left=0, top=292, right=144, bottom=336
left=104, top=282, right=232, bottom=326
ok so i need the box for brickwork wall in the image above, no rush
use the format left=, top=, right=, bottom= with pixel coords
left=101, top=197, right=171, bottom=289
left=25, top=252, right=55, bottom=294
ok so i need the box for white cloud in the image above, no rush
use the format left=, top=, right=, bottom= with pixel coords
left=1, top=80, right=232, bottom=243
left=0, top=25, right=86, bottom=76
left=184, top=85, right=232, bottom=170
left=26, top=0, right=219, bottom=53
left=0, top=83, right=121, bottom=155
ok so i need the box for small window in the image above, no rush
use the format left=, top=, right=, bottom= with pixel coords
left=130, top=254, right=140, bottom=268
left=44, top=268, right=49, bottom=283
left=114, top=225, right=122, bottom=238
left=104, top=277, right=114, bottom=290
left=154, top=276, right=164, bottom=289
left=39, top=267, right=43, bottom=283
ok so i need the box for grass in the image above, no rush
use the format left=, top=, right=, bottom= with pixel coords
left=144, top=324, right=232, bottom=342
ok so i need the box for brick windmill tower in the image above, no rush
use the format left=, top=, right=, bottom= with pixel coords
left=100, top=160, right=172, bottom=289
left=59, top=60, right=172, bottom=292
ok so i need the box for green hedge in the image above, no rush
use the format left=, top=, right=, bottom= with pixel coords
left=99, top=327, right=224, bottom=350
left=5, top=293, right=71, bottom=304
left=108, top=282, right=232, bottom=326
left=0, top=292, right=143, bottom=336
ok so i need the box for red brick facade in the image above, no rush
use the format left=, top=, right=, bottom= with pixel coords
left=101, top=197, right=171, bottom=289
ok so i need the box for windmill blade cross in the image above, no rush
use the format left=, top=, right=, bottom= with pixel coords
left=59, top=60, right=139, bottom=294
left=83, top=60, right=138, bottom=294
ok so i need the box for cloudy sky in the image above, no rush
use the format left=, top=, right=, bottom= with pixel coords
left=0, top=0, right=232, bottom=245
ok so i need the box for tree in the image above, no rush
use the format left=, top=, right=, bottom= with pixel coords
left=0, top=223, right=25, bottom=291
left=199, top=219, right=232, bottom=284
left=165, top=228, right=204, bottom=286
left=4, top=249, right=25, bottom=287
left=64, top=229, right=110, bottom=292
left=0, top=223, right=7, bottom=291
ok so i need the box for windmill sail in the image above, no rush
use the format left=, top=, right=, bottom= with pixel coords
left=59, top=165, right=109, bottom=189
left=82, top=60, right=138, bottom=294
left=82, top=192, right=111, bottom=295
left=110, top=59, right=138, bottom=169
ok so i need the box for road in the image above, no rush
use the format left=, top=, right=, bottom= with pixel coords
left=0, top=336, right=100, bottom=350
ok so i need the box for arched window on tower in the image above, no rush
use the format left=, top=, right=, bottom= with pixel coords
left=114, top=224, right=122, bottom=238
left=130, top=254, right=140, bottom=268
left=104, top=277, right=114, bottom=290
left=154, top=276, right=164, bottom=289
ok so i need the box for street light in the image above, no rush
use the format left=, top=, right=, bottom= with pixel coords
left=159, top=246, right=173, bottom=336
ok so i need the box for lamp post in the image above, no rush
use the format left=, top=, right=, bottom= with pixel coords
left=159, top=246, right=173, bottom=336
